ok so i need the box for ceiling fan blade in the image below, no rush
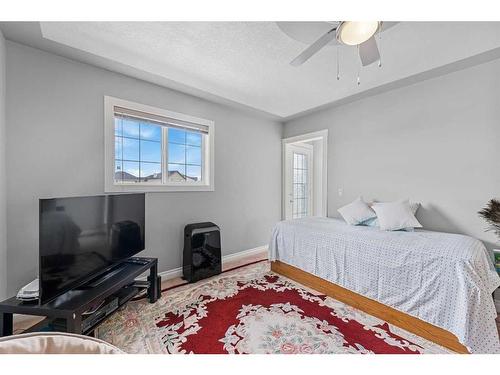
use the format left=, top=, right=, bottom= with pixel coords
left=290, top=28, right=337, bottom=66
left=358, top=36, right=380, bottom=66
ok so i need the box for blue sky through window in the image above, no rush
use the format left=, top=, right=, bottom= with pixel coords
left=114, top=116, right=203, bottom=183
left=115, top=117, right=162, bottom=183
left=168, top=128, right=202, bottom=181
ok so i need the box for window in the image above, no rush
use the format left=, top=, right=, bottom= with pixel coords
left=292, top=152, right=309, bottom=219
left=105, top=96, right=214, bottom=192
left=167, top=128, right=202, bottom=183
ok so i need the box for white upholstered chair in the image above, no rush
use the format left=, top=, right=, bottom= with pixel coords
left=0, top=332, right=124, bottom=354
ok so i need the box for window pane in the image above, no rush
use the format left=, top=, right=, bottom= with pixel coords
left=186, top=165, right=201, bottom=181
left=114, top=118, right=122, bottom=137
left=294, top=170, right=299, bottom=184
left=168, top=143, right=186, bottom=164
left=186, top=131, right=202, bottom=146
left=140, top=122, right=162, bottom=141
left=140, top=162, right=161, bottom=182
left=114, top=160, right=123, bottom=182
left=168, top=163, right=186, bottom=181
left=168, top=128, right=186, bottom=144
left=186, top=145, right=201, bottom=165
left=298, top=199, right=304, bottom=215
left=140, top=140, right=161, bottom=163
left=115, top=137, right=122, bottom=160
left=122, top=138, right=140, bottom=161
left=122, top=118, right=140, bottom=138
left=294, top=183, right=305, bottom=198
left=295, top=154, right=302, bottom=169
left=122, top=161, right=140, bottom=182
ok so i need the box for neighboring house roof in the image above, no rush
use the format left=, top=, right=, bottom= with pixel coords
left=114, top=170, right=198, bottom=182
left=114, top=171, right=137, bottom=180
left=165, top=171, right=198, bottom=182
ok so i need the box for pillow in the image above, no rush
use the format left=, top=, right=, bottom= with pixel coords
left=371, top=199, right=422, bottom=231
left=337, top=197, right=376, bottom=225
left=361, top=216, right=378, bottom=227
left=362, top=202, right=420, bottom=228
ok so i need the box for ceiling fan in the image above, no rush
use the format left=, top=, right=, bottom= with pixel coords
left=277, top=21, right=397, bottom=67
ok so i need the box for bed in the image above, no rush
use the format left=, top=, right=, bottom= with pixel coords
left=269, top=217, right=500, bottom=354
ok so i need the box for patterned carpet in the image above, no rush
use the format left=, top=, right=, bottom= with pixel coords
left=97, top=261, right=450, bottom=354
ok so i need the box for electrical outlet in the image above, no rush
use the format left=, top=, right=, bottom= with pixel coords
left=338, top=188, right=343, bottom=197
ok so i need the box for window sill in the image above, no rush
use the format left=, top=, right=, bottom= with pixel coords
left=105, top=183, right=214, bottom=193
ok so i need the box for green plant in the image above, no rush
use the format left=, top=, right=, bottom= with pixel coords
left=478, top=199, right=500, bottom=240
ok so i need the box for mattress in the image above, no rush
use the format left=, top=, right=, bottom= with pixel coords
left=269, top=216, right=500, bottom=353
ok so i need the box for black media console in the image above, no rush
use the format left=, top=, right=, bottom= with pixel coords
left=0, top=257, right=160, bottom=337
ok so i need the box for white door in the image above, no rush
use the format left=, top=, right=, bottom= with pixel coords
left=284, top=143, right=313, bottom=220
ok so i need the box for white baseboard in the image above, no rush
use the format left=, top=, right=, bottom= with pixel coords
left=156, top=267, right=182, bottom=281
left=221, top=245, right=268, bottom=263
left=152, top=245, right=268, bottom=282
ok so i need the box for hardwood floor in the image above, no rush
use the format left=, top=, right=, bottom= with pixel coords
left=160, top=250, right=267, bottom=290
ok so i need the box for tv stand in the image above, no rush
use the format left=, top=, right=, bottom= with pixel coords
left=84, top=264, right=127, bottom=288
left=0, top=257, right=160, bottom=337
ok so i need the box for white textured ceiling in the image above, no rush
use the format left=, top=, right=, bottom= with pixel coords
left=11, top=22, right=500, bottom=118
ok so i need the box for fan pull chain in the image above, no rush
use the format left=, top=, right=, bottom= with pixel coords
left=357, top=45, right=361, bottom=85
left=336, top=46, right=340, bottom=80
left=378, top=25, right=382, bottom=68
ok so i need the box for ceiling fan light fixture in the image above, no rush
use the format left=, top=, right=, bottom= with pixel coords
left=336, top=21, right=380, bottom=46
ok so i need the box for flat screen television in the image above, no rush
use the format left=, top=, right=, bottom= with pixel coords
left=39, top=193, right=145, bottom=304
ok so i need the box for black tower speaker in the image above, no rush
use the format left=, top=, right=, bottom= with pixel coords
left=183, top=222, right=222, bottom=283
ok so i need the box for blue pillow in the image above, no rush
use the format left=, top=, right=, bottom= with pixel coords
left=361, top=217, right=378, bottom=226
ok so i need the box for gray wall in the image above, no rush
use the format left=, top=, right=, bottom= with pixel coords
left=0, top=31, right=6, bottom=300
left=5, top=41, right=282, bottom=295
left=284, top=58, right=500, bottom=250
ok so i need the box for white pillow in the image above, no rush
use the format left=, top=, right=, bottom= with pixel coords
left=371, top=199, right=422, bottom=231
left=363, top=202, right=420, bottom=228
left=338, top=197, right=376, bottom=225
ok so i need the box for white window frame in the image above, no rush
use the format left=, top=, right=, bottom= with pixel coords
left=104, top=96, right=215, bottom=193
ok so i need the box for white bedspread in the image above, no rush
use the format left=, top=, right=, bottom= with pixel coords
left=269, top=217, right=500, bottom=353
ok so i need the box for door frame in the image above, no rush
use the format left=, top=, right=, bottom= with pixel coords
left=281, top=129, right=328, bottom=220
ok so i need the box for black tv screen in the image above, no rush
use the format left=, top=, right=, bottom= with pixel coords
left=39, top=193, right=145, bottom=304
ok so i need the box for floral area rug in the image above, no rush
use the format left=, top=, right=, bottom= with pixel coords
left=97, top=261, right=450, bottom=354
